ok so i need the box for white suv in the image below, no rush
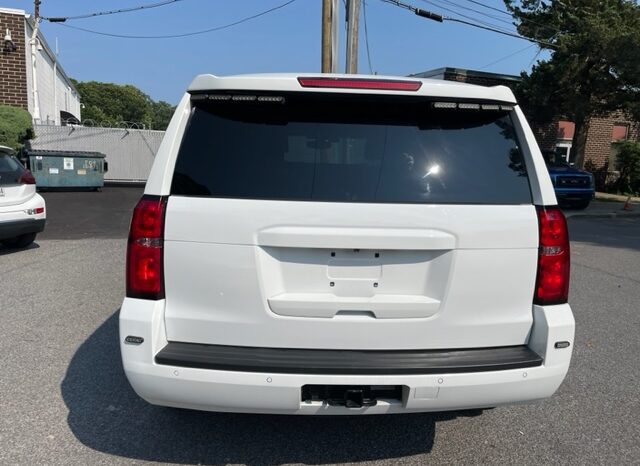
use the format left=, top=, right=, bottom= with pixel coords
left=120, top=74, right=575, bottom=414
left=0, top=146, right=46, bottom=249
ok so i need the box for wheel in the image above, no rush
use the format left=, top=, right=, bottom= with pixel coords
left=1, top=233, right=37, bottom=249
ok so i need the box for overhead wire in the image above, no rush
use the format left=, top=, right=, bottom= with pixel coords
left=479, top=43, right=535, bottom=69
left=378, top=0, right=557, bottom=49
left=49, top=0, right=298, bottom=39
left=362, top=0, right=375, bottom=73
left=43, top=0, right=184, bottom=22
left=528, top=47, right=543, bottom=67
left=417, top=0, right=520, bottom=35
left=461, top=0, right=564, bottom=35
left=424, top=0, right=516, bottom=26
left=446, top=16, right=555, bottom=48
left=462, top=0, right=512, bottom=16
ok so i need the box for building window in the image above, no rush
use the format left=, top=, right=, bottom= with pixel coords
left=557, top=120, right=575, bottom=140
left=555, top=143, right=572, bottom=163
left=612, top=124, right=629, bottom=142
left=555, top=120, right=575, bottom=164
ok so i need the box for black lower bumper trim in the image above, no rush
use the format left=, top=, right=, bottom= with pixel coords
left=0, top=218, right=45, bottom=240
left=155, top=342, right=542, bottom=375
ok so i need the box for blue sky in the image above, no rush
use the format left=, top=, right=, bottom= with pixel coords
left=3, top=0, right=549, bottom=104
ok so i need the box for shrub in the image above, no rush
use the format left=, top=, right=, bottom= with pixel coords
left=615, top=140, right=640, bottom=195
left=0, top=105, right=34, bottom=150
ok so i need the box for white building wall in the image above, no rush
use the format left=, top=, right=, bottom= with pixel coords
left=56, top=68, right=81, bottom=121
left=24, top=18, right=81, bottom=125
left=23, top=19, right=33, bottom=115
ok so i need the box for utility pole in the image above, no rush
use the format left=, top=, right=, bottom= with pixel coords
left=321, top=0, right=339, bottom=73
left=30, top=0, right=42, bottom=123
left=330, top=0, right=339, bottom=73
left=321, top=0, right=332, bottom=73
left=345, top=0, right=360, bottom=74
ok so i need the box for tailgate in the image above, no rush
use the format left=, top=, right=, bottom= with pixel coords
left=164, top=199, right=538, bottom=350
left=162, top=91, right=538, bottom=350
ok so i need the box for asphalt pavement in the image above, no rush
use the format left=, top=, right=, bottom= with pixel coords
left=37, top=186, right=143, bottom=240
left=563, top=199, right=640, bottom=219
left=0, top=187, right=638, bottom=465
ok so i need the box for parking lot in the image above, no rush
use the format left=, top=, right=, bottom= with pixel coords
left=1, top=187, right=639, bottom=465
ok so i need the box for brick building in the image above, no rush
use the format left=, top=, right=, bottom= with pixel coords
left=413, top=67, right=640, bottom=176
left=1, top=7, right=80, bottom=125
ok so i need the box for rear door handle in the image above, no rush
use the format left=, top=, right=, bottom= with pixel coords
left=256, top=226, right=456, bottom=250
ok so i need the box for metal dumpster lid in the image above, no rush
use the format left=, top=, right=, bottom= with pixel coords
left=26, top=149, right=106, bottom=158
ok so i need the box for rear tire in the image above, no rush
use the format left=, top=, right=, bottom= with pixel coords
left=1, top=233, right=37, bottom=249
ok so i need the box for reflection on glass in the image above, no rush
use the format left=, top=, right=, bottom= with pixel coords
left=422, top=164, right=441, bottom=178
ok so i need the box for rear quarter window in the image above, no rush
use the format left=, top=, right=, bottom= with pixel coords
left=0, top=154, right=25, bottom=186
left=171, top=94, right=531, bottom=204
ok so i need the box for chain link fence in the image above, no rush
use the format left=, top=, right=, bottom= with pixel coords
left=29, top=124, right=165, bottom=182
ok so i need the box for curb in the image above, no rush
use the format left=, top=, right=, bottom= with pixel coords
left=595, top=192, right=640, bottom=203
left=566, top=211, right=640, bottom=219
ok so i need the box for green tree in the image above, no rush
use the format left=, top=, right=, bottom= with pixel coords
left=0, top=105, right=34, bottom=150
left=72, top=80, right=176, bottom=130
left=615, top=140, right=640, bottom=195
left=80, top=104, right=110, bottom=126
left=150, top=100, right=175, bottom=131
left=505, top=0, right=640, bottom=168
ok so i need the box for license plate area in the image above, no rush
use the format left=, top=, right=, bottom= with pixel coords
left=301, top=384, right=405, bottom=408
left=261, top=247, right=451, bottom=319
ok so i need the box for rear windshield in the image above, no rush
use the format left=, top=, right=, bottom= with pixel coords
left=0, top=154, right=25, bottom=186
left=171, top=94, right=531, bottom=204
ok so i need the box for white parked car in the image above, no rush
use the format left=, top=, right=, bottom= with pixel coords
left=120, top=74, right=575, bottom=414
left=0, top=146, right=46, bottom=249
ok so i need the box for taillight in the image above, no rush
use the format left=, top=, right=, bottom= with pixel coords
left=297, top=77, right=422, bottom=91
left=534, top=206, right=570, bottom=305
left=19, top=170, right=36, bottom=185
left=126, top=195, right=167, bottom=300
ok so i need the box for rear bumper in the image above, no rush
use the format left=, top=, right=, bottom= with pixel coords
left=0, top=194, right=46, bottom=240
left=120, top=300, right=575, bottom=414
left=155, top=343, right=543, bottom=375
left=0, top=218, right=46, bottom=240
left=554, top=188, right=595, bottom=201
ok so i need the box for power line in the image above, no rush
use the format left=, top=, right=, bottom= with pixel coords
left=479, top=43, right=534, bottom=69
left=50, top=0, right=298, bottom=39
left=362, top=0, right=374, bottom=73
left=381, top=0, right=512, bottom=35
left=446, top=16, right=555, bottom=48
left=44, top=0, right=184, bottom=22
left=379, top=0, right=557, bottom=49
left=528, top=47, right=543, bottom=68
left=462, top=0, right=511, bottom=16
left=426, top=0, right=515, bottom=26
left=461, top=0, right=563, bottom=35
left=418, top=0, right=518, bottom=35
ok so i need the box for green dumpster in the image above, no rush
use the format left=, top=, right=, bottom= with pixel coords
left=27, top=150, right=108, bottom=189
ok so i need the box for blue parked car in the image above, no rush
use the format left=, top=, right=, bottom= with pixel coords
left=542, top=150, right=595, bottom=209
